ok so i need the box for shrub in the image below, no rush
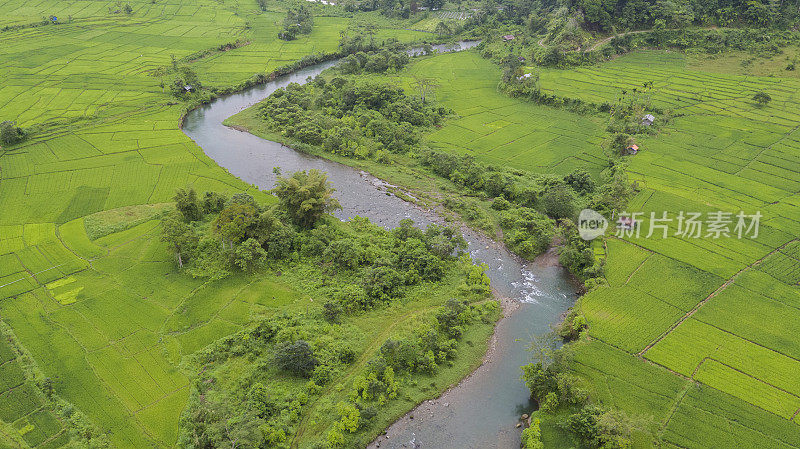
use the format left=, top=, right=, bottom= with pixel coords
left=565, top=405, right=633, bottom=449
left=362, top=265, right=404, bottom=301
left=752, top=91, right=772, bottom=107
left=322, top=299, right=343, bottom=323
left=174, top=187, right=203, bottom=222
left=0, top=121, right=26, bottom=145
left=273, top=170, right=341, bottom=228
left=273, top=340, right=318, bottom=377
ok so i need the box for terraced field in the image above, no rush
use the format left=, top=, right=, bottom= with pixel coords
left=376, top=48, right=800, bottom=446
left=0, top=1, right=431, bottom=447
left=535, top=51, right=800, bottom=446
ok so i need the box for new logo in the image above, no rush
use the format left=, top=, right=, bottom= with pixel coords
left=578, top=209, right=608, bottom=240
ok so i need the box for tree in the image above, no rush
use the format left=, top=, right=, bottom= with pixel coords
left=564, top=169, right=596, bottom=195
left=424, top=0, right=444, bottom=9
left=521, top=417, right=544, bottom=449
left=566, top=405, right=633, bottom=449
left=362, top=265, right=404, bottom=300
left=434, top=21, right=451, bottom=35
left=436, top=298, right=469, bottom=338
left=412, top=76, right=439, bottom=103
left=231, top=238, right=267, bottom=272
left=279, top=4, right=313, bottom=40
left=753, top=91, right=772, bottom=107
left=201, top=191, right=227, bottom=214
left=609, top=132, right=634, bottom=156
left=161, top=212, right=198, bottom=268
left=174, top=187, right=203, bottom=222
left=322, top=299, right=343, bottom=323
left=213, top=202, right=258, bottom=247
left=543, top=185, right=577, bottom=220
left=0, top=121, right=26, bottom=145
left=274, top=340, right=318, bottom=377
left=273, top=170, right=341, bottom=228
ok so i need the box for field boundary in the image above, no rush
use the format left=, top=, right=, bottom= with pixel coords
left=638, top=238, right=799, bottom=357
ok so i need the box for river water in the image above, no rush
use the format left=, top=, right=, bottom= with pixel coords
left=182, top=42, right=578, bottom=449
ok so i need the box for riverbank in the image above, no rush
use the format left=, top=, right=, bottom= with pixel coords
left=182, top=46, right=580, bottom=447
left=219, top=117, right=582, bottom=449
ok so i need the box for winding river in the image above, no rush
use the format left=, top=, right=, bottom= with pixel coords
left=182, top=42, right=579, bottom=448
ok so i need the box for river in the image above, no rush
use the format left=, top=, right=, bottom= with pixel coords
left=182, top=42, right=579, bottom=449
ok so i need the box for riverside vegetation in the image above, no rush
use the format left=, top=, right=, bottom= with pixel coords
left=0, top=1, right=483, bottom=448
left=230, top=3, right=800, bottom=447
left=161, top=174, right=498, bottom=449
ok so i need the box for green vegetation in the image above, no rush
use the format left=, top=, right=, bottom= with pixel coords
left=233, top=36, right=800, bottom=447
left=162, top=183, right=499, bottom=449
left=0, top=1, right=454, bottom=447
left=4, top=0, right=800, bottom=447
left=256, top=76, right=449, bottom=159
left=0, top=121, right=26, bottom=145
left=279, top=4, right=314, bottom=41
left=520, top=50, right=800, bottom=447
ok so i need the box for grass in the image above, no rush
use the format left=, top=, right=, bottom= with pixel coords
left=527, top=50, right=800, bottom=446
left=4, top=0, right=800, bottom=446
left=0, top=0, right=439, bottom=447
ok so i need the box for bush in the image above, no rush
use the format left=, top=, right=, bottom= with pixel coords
left=362, top=265, right=404, bottom=301
left=322, top=299, right=343, bottom=323
left=565, top=405, right=633, bottom=449
left=0, top=121, right=26, bottom=145
left=273, top=170, right=341, bottom=228
left=521, top=418, right=544, bottom=449
left=273, top=340, right=318, bottom=377
left=752, top=91, right=772, bottom=107
left=174, top=187, right=203, bottom=222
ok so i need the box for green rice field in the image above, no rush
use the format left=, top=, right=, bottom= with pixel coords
left=518, top=51, right=800, bottom=446
left=3, top=0, right=800, bottom=446
left=366, top=48, right=800, bottom=446
left=0, top=1, right=434, bottom=447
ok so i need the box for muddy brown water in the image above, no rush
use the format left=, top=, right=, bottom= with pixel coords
left=182, top=42, right=579, bottom=448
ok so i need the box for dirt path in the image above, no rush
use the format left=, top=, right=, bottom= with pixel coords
left=289, top=305, right=442, bottom=448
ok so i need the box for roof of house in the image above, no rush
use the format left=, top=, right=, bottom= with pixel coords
left=502, top=34, right=515, bottom=40
left=628, top=144, right=639, bottom=151
left=184, top=85, right=194, bottom=91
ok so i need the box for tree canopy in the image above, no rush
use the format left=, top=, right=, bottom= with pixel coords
left=273, top=169, right=342, bottom=228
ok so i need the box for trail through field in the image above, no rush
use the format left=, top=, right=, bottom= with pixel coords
left=290, top=305, right=441, bottom=449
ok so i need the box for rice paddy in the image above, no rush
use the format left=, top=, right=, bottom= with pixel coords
left=3, top=0, right=800, bottom=446
left=528, top=51, right=800, bottom=446
left=362, top=47, right=800, bottom=446
left=0, top=1, right=433, bottom=447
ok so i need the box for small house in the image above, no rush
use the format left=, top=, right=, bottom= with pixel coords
left=518, top=56, right=526, bottom=62
left=517, top=73, right=532, bottom=80
left=642, top=114, right=655, bottom=126
left=502, top=35, right=515, bottom=42
left=184, top=85, right=194, bottom=92
left=626, top=144, right=639, bottom=155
